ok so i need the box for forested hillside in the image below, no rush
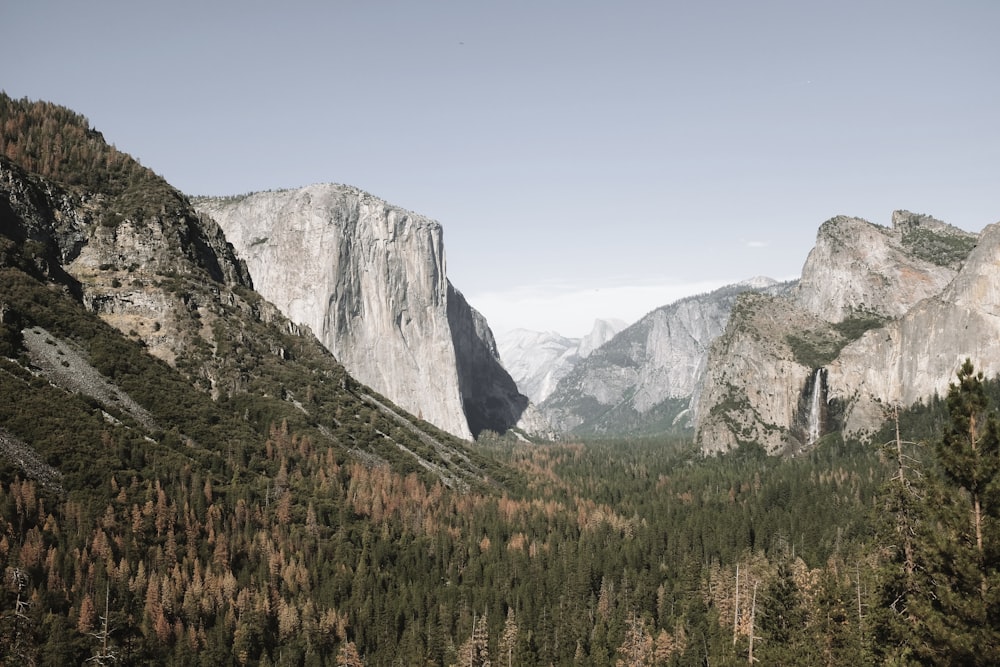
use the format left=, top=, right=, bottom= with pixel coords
left=1, top=93, right=999, bottom=665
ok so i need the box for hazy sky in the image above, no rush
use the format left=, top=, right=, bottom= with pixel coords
left=4, top=1, right=999, bottom=337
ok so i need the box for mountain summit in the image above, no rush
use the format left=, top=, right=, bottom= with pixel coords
left=497, top=318, right=626, bottom=405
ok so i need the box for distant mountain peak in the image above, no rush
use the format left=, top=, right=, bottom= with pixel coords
left=497, top=318, right=627, bottom=404
left=535, top=279, right=794, bottom=437
left=737, top=276, right=780, bottom=289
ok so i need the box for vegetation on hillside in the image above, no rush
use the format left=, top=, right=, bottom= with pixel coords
left=1, top=92, right=999, bottom=665
left=3, top=328, right=998, bottom=664
left=901, top=226, right=978, bottom=268
left=0, top=93, right=162, bottom=197
left=785, top=311, right=886, bottom=370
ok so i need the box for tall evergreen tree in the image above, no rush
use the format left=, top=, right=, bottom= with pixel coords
left=874, top=360, right=1000, bottom=665
left=938, top=360, right=1000, bottom=558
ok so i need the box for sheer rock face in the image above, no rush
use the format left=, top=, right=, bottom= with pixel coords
left=693, top=293, right=831, bottom=455
left=447, top=283, right=530, bottom=437
left=195, top=186, right=526, bottom=440
left=539, top=280, right=792, bottom=436
left=694, top=211, right=984, bottom=454
left=829, top=220, right=1000, bottom=437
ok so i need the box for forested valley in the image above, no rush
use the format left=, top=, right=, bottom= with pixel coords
left=2, top=93, right=999, bottom=665
left=2, top=356, right=998, bottom=665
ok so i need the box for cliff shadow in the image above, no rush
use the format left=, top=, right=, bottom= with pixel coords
left=446, top=282, right=529, bottom=438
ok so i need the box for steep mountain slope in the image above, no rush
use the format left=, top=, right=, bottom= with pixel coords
left=446, top=282, right=532, bottom=438
left=193, top=188, right=527, bottom=439
left=0, top=95, right=497, bottom=486
left=539, top=279, right=793, bottom=436
left=694, top=211, right=980, bottom=454
left=829, top=219, right=1000, bottom=436
left=497, top=319, right=626, bottom=404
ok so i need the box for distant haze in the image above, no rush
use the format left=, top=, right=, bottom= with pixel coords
left=474, top=277, right=742, bottom=338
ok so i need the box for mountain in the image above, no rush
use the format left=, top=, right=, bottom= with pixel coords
left=4, top=95, right=999, bottom=666
left=537, top=279, right=794, bottom=436
left=193, top=186, right=527, bottom=440
left=693, top=211, right=981, bottom=454
left=497, top=318, right=626, bottom=404
left=830, top=218, right=1000, bottom=436
left=0, top=94, right=496, bottom=484
left=0, top=94, right=537, bottom=664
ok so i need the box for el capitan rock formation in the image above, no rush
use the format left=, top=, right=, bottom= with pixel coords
left=194, top=186, right=528, bottom=439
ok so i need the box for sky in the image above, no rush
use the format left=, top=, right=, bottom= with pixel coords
left=4, top=1, right=999, bottom=337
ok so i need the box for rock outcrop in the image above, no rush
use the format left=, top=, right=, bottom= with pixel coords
left=194, top=186, right=527, bottom=439
left=829, top=220, right=1000, bottom=437
left=539, top=279, right=793, bottom=436
left=694, top=211, right=981, bottom=454
left=794, top=212, right=965, bottom=322
left=1, top=155, right=253, bottom=370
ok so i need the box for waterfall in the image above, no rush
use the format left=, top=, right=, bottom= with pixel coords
left=808, top=369, right=824, bottom=444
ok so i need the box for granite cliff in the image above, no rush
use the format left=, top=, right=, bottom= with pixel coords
left=694, top=211, right=981, bottom=454
left=194, top=187, right=527, bottom=439
left=829, top=219, right=1000, bottom=437
left=0, top=94, right=495, bottom=490
left=537, top=279, right=793, bottom=436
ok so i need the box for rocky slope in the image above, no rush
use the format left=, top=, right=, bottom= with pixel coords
left=0, top=151, right=251, bottom=374
left=694, top=211, right=980, bottom=454
left=794, top=211, right=965, bottom=322
left=193, top=187, right=527, bottom=440
left=538, top=279, right=793, bottom=436
left=0, top=94, right=499, bottom=488
left=497, top=319, right=626, bottom=404
left=829, top=219, right=1000, bottom=437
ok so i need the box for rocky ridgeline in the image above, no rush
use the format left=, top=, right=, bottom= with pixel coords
left=194, top=186, right=528, bottom=440
left=694, top=210, right=983, bottom=454
left=536, top=280, right=793, bottom=437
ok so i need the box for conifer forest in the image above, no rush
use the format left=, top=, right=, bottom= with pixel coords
left=2, top=93, right=999, bottom=665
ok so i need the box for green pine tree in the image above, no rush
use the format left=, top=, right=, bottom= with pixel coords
left=873, top=360, right=1000, bottom=665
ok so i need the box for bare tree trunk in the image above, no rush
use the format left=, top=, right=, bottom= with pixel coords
left=856, top=561, right=865, bottom=656
left=970, top=413, right=985, bottom=555
left=102, top=583, right=111, bottom=658
left=748, top=580, right=759, bottom=665
left=733, top=562, right=740, bottom=646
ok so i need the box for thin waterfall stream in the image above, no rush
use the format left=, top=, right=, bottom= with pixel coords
left=808, top=369, right=824, bottom=444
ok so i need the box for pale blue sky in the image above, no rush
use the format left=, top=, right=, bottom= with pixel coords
left=4, top=1, right=998, bottom=336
